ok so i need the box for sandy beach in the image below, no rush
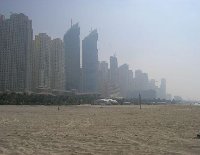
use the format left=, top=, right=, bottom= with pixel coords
left=0, top=105, right=200, bottom=155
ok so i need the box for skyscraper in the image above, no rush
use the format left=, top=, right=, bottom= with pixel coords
left=0, top=13, right=33, bottom=92
left=63, top=23, right=80, bottom=91
left=119, top=64, right=129, bottom=97
left=50, top=38, right=65, bottom=90
left=134, top=70, right=149, bottom=91
left=33, top=33, right=51, bottom=91
left=109, top=55, right=120, bottom=97
left=149, top=79, right=157, bottom=90
left=98, top=61, right=109, bottom=97
left=0, top=14, right=5, bottom=22
left=132, top=70, right=157, bottom=99
left=110, top=56, right=119, bottom=86
left=159, top=78, right=166, bottom=99
left=128, top=69, right=134, bottom=93
left=82, top=29, right=98, bottom=93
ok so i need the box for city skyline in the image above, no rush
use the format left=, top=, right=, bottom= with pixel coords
left=1, top=0, right=200, bottom=100
left=0, top=12, right=167, bottom=100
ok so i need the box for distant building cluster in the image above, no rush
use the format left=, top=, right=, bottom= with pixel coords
left=0, top=13, right=169, bottom=99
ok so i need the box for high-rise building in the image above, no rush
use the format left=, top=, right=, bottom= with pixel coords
left=50, top=38, right=65, bottom=90
left=134, top=70, right=149, bottom=91
left=128, top=69, right=134, bottom=92
left=109, top=55, right=120, bottom=97
left=149, top=79, right=157, bottom=90
left=33, top=33, right=51, bottom=91
left=82, top=29, right=98, bottom=93
left=0, top=14, right=5, bottom=22
left=98, top=61, right=109, bottom=97
left=110, top=56, right=119, bottom=86
left=119, top=64, right=129, bottom=97
left=160, top=78, right=166, bottom=99
left=63, top=23, right=80, bottom=91
left=132, top=70, right=158, bottom=99
left=0, top=13, right=33, bottom=92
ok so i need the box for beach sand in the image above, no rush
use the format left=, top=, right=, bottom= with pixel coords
left=0, top=105, right=200, bottom=155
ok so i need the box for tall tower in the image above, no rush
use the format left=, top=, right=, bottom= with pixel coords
left=128, top=69, right=134, bottom=93
left=33, top=33, right=51, bottom=91
left=0, top=14, right=5, bottom=22
left=160, top=78, right=166, bottom=99
left=109, top=55, right=120, bottom=97
left=118, top=64, right=129, bottom=97
left=50, top=38, right=65, bottom=90
left=63, top=23, right=80, bottom=91
left=98, top=61, right=109, bottom=97
left=82, top=29, right=98, bottom=93
left=110, top=56, right=119, bottom=86
left=134, top=70, right=149, bottom=91
left=0, top=13, right=33, bottom=92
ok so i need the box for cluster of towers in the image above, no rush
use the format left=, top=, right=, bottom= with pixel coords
left=98, top=57, right=167, bottom=99
left=0, top=13, right=168, bottom=99
left=0, top=13, right=100, bottom=95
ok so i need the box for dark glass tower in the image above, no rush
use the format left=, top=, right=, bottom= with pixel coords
left=64, top=23, right=80, bottom=91
left=82, top=30, right=98, bottom=93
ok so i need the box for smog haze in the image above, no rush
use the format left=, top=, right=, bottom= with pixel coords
left=1, top=0, right=200, bottom=100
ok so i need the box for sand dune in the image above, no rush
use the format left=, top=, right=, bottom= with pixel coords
left=0, top=105, right=200, bottom=155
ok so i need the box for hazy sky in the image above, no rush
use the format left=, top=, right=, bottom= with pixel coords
left=1, top=0, right=200, bottom=100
